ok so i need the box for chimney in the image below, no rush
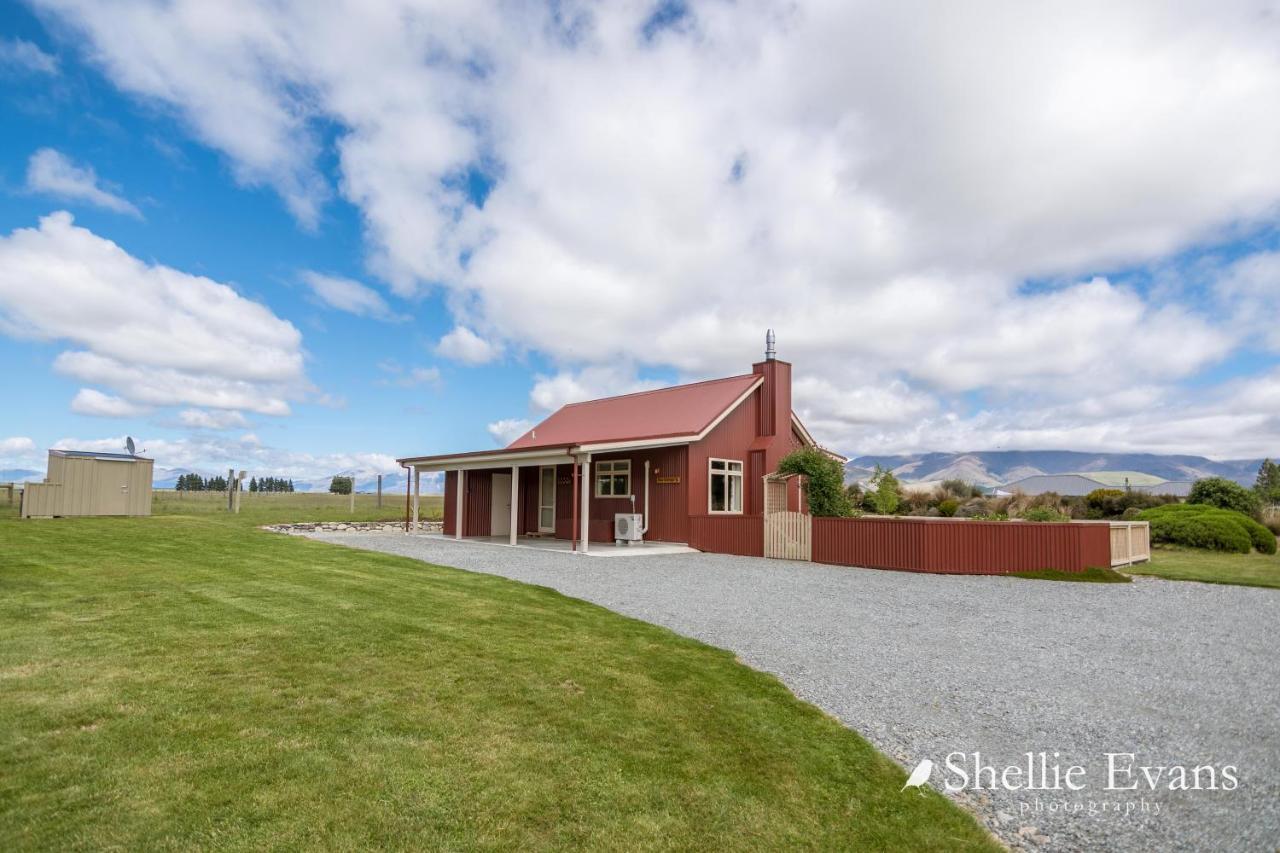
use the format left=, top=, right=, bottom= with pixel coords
left=752, top=331, right=791, bottom=441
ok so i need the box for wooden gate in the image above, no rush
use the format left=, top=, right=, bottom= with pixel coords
left=764, top=511, right=811, bottom=560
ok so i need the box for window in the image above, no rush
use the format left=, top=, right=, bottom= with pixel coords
left=595, top=459, right=631, bottom=497
left=709, top=458, right=743, bottom=513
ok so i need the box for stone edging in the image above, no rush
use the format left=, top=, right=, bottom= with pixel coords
left=263, top=520, right=444, bottom=535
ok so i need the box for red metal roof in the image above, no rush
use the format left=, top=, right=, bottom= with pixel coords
left=506, top=373, right=762, bottom=450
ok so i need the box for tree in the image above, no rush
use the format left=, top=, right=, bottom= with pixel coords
left=868, top=465, right=901, bottom=515
left=1188, top=477, right=1261, bottom=518
left=776, top=447, right=854, bottom=517
left=329, top=476, right=353, bottom=495
left=249, top=476, right=258, bottom=493
left=1254, top=459, right=1280, bottom=505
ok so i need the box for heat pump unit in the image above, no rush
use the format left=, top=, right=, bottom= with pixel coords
left=614, top=513, right=644, bottom=544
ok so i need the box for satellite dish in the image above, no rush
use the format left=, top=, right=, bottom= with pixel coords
left=125, top=436, right=136, bottom=456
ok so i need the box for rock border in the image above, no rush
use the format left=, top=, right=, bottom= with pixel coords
left=264, top=520, right=443, bottom=535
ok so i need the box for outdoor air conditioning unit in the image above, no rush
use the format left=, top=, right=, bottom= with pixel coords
left=614, top=513, right=644, bottom=544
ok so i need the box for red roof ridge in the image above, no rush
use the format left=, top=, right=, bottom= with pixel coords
left=558, top=372, right=759, bottom=409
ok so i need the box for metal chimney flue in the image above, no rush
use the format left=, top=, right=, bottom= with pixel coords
left=765, top=328, right=776, bottom=360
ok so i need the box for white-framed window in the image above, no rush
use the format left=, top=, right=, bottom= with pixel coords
left=595, top=459, right=631, bottom=497
left=708, top=458, right=743, bottom=514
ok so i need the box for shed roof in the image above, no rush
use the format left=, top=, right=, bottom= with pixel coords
left=50, top=449, right=152, bottom=462
left=504, top=373, right=763, bottom=450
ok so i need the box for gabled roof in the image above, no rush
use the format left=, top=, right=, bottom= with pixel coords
left=506, top=374, right=762, bottom=451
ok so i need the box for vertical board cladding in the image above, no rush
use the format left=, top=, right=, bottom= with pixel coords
left=810, top=517, right=1113, bottom=574
left=688, top=389, right=759, bottom=517
left=688, top=515, right=764, bottom=556
left=559, top=447, right=690, bottom=543
left=443, top=470, right=456, bottom=535
left=464, top=471, right=492, bottom=536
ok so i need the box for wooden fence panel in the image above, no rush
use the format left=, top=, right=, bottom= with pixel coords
left=1109, top=522, right=1151, bottom=566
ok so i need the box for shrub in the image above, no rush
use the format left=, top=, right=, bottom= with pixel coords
left=777, top=447, right=854, bottom=517
left=939, top=478, right=982, bottom=499
left=1019, top=506, right=1071, bottom=523
left=1137, top=503, right=1277, bottom=555
left=1083, top=487, right=1172, bottom=519
left=1188, top=477, right=1261, bottom=518
left=937, top=498, right=959, bottom=517
left=866, top=465, right=901, bottom=515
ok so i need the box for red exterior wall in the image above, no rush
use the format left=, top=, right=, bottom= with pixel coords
left=688, top=515, right=764, bottom=557
left=687, top=387, right=760, bottom=517
left=811, top=517, right=1112, bottom=574
left=558, top=447, right=690, bottom=543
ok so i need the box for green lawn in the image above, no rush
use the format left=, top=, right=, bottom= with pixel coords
left=0, top=509, right=994, bottom=850
left=1127, top=545, right=1280, bottom=589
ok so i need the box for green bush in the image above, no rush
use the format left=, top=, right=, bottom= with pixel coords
left=866, top=465, right=900, bottom=515
left=1188, top=477, right=1261, bottom=518
left=1019, top=506, right=1071, bottom=523
left=1083, top=487, right=1173, bottom=519
left=777, top=447, right=854, bottom=518
left=937, top=498, right=959, bottom=517
left=1137, top=503, right=1277, bottom=555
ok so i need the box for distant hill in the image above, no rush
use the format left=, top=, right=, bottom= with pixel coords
left=847, top=451, right=1266, bottom=488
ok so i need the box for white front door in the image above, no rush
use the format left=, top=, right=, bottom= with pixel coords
left=538, top=466, right=556, bottom=532
left=491, top=473, right=511, bottom=537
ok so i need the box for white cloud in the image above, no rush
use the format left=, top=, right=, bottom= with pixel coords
left=300, top=270, right=406, bottom=322
left=70, top=388, right=150, bottom=418
left=0, top=212, right=308, bottom=417
left=0, top=38, right=58, bottom=75
left=435, top=326, right=501, bottom=365
left=486, top=418, right=533, bottom=446
left=529, top=364, right=664, bottom=413
left=0, top=436, right=37, bottom=455
left=376, top=360, right=443, bottom=389
left=177, top=408, right=251, bottom=430
left=1214, top=250, right=1280, bottom=352
left=26, top=149, right=141, bottom=217
left=36, top=0, right=1280, bottom=455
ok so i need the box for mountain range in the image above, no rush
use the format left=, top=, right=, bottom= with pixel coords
left=847, top=451, right=1268, bottom=488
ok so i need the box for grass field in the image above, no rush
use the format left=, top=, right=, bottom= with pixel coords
left=0, top=503, right=995, bottom=849
left=1128, top=545, right=1280, bottom=589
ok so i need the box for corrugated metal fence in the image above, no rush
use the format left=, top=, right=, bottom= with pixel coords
left=688, top=514, right=763, bottom=557
left=810, top=516, right=1118, bottom=574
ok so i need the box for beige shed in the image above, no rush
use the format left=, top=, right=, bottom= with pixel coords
left=21, top=450, right=154, bottom=518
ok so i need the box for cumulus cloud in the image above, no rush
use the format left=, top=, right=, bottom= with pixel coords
left=435, top=326, right=501, bottom=365
left=486, top=418, right=533, bottom=446
left=26, top=148, right=140, bottom=217
left=529, top=364, right=665, bottom=413
left=0, top=212, right=308, bottom=417
left=1214, top=251, right=1280, bottom=352
left=36, top=0, right=1280, bottom=454
left=70, top=388, right=150, bottom=417
left=0, top=38, right=57, bottom=75
left=0, top=436, right=37, bottom=455
left=300, top=270, right=406, bottom=322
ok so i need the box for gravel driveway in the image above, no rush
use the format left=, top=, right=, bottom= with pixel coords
left=304, top=532, right=1280, bottom=852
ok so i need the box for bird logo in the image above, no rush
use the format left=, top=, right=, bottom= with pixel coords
left=901, top=758, right=935, bottom=792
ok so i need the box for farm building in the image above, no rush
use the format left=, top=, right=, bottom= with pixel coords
left=21, top=450, right=154, bottom=518
left=399, top=335, right=842, bottom=552
left=996, top=472, right=1193, bottom=497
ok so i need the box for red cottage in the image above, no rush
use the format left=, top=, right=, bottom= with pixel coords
left=398, top=334, right=843, bottom=553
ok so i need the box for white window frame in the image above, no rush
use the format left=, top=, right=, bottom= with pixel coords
left=708, top=458, right=744, bottom=514
left=594, top=459, right=632, bottom=498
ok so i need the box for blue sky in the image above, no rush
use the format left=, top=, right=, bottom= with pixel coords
left=2, top=0, right=1279, bottom=483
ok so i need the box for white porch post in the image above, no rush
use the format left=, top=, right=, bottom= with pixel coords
left=509, top=465, right=519, bottom=546
left=579, top=454, right=591, bottom=554
left=412, top=468, right=420, bottom=533
left=454, top=469, right=465, bottom=540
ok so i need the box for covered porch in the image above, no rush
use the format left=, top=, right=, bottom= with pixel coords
left=420, top=532, right=697, bottom=558
left=401, top=443, right=689, bottom=554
